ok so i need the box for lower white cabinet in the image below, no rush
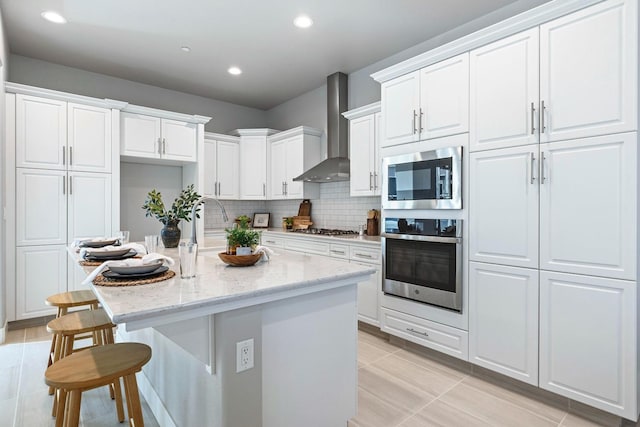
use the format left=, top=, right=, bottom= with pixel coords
left=469, top=262, right=539, bottom=385
left=15, top=246, right=67, bottom=320
left=539, top=271, right=637, bottom=419
left=353, top=261, right=380, bottom=326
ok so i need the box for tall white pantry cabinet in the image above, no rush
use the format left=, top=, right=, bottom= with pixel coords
left=467, top=0, right=638, bottom=419
left=5, top=85, right=123, bottom=320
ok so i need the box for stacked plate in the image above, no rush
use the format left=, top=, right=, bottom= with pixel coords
left=83, top=248, right=137, bottom=262
left=103, top=260, right=167, bottom=280
left=79, top=238, right=119, bottom=248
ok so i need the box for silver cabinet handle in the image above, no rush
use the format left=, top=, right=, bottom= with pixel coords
left=162, top=138, right=166, bottom=154
left=69, top=176, right=72, bottom=195
left=369, top=172, right=373, bottom=190
left=412, top=110, right=417, bottom=134
left=62, top=147, right=66, bottom=165
left=265, top=240, right=276, bottom=244
left=218, top=182, right=221, bottom=196
left=354, top=253, right=374, bottom=259
left=540, top=100, right=546, bottom=133
left=541, top=151, right=546, bottom=184
left=62, top=176, right=66, bottom=194
left=407, top=327, right=428, bottom=337
left=284, top=181, right=288, bottom=196
left=69, top=146, right=73, bottom=165
left=530, top=102, right=536, bottom=135
left=373, top=172, right=378, bottom=190
left=419, top=108, right=424, bottom=133
left=331, top=250, right=346, bottom=255
left=157, top=138, right=162, bottom=154
left=530, top=152, right=536, bottom=184
left=263, top=183, right=266, bottom=196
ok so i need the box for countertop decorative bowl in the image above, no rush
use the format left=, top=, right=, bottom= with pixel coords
left=218, top=252, right=262, bottom=267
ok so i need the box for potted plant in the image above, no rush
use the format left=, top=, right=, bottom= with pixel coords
left=225, top=218, right=260, bottom=255
left=142, top=184, right=201, bottom=248
left=282, top=217, right=294, bottom=230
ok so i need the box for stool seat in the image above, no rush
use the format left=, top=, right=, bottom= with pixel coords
left=45, top=343, right=151, bottom=427
left=45, top=290, right=98, bottom=311
left=47, top=308, right=113, bottom=337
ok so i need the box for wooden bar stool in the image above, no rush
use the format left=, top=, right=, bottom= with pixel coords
left=45, top=290, right=100, bottom=374
left=45, top=342, right=152, bottom=427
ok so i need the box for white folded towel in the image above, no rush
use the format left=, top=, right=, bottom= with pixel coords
left=81, top=253, right=175, bottom=285
left=253, top=245, right=275, bottom=261
left=80, top=243, right=148, bottom=259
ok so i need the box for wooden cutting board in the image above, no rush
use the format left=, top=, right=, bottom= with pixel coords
left=298, top=199, right=312, bottom=217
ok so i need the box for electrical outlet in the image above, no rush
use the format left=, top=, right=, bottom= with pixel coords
left=236, top=338, right=254, bottom=373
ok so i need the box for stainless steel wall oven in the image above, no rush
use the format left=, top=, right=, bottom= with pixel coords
left=382, top=218, right=462, bottom=311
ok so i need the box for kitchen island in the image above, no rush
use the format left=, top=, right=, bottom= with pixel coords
left=70, top=245, right=375, bottom=427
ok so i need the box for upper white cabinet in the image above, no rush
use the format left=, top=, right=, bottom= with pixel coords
left=16, top=95, right=112, bottom=173
left=343, top=103, right=381, bottom=197
left=232, top=129, right=279, bottom=200
left=268, top=127, right=321, bottom=200
left=539, top=133, right=636, bottom=280
left=470, top=0, right=636, bottom=151
left=381, top=53, right=469, bottom=147
left=203, top=133, right=240, bottom=200
left=539, top=271, right=636, bottom=419
left=121, top=112, right=197, bottom=162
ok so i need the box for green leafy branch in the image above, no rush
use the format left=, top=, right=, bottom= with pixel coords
left=142, top=184, right=202, bottom=225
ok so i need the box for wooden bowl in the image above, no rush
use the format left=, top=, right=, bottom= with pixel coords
left=218, top=252, right=262, bottom=267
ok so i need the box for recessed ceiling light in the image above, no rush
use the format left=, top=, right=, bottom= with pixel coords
left=228, top=66, right=242, bottom=75
left=41, top=10, right=67, bottom=24
left=181, top=46, right=191, bottom=53
left=293, top=15, right=313, bottom=29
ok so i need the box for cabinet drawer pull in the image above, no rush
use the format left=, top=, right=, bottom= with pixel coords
left=540, top=100, right=546, bottom=133
left=407, top=327, right=428, bottom=337
left=331, top=250, right=346, bottom=255
left=530, top=152, right=536, bottom=184
left=530, top=102, right=536, bottom=135
left=265, top=240, right=276, bottom=244
left=354, top=253, right=374, bottom=259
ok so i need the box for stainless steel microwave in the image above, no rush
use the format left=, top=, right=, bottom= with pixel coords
left=381, top=146, right=462, bottom=210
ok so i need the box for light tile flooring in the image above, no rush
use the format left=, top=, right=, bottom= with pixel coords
left=1, top=323, right=638, bottom=427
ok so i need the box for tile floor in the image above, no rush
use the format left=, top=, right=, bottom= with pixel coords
left=1, top=323, right=638, bottom=427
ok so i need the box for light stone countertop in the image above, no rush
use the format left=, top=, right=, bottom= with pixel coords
left=205, top=228, right=382, bottom=246
left=73, top=246, right=375, bottom=331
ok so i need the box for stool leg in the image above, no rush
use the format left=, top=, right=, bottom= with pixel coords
left=54, top=389, right=66, bottom=427
left=63, top=335, right=74, bottom=358
left=65, top=390, right=81, bottom=427
left=48, top=333, right=63, bottom=395
left=112, top=377, right=125, bottom=423
left=124, top=373, right=144, bottom=427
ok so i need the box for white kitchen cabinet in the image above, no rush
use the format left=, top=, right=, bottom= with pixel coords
left=203, top=134, right=239, bottom=199
left=351, top=245, right=382, bottom=327
left=469, top=145, right=539, bottom=268
left=268, top=126, right=321, bottom=200
left=344, top=103, right=382, bottom=197
left=15, top=245, right=67, bottom=320
left=67, top=172, right=112, bottom=241
left=470, top=28, right=539, bottom=152
left=67, top=102, right=112, bottom=173
left=539, top=133, right=636, bottom=280
left=121, top=112, right=197, bottom=162
left=539, top=271, right=636, bottom=419
left=469, top=0, right=636, bottom=152
left=232, top=129, right=279, bottom=200
left=469, top=262, right=539, bottom=385
left=381, top=53, right=468, bottom=148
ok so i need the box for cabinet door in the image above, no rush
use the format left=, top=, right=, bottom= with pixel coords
left=15, top=94, right=67, bottom=170
left=469, top=262, right=538, bottom=385
left=216, top=140, right=239, bottom=199
left=352, top=261, right=380, bottom=327
left=68, top=172, right=112, bottom=242
left=240, top=136, right=267, bottom=199
left=67, top=103, right=112, bottom=173
left=469, top=145, right=538, bottom=268
left=16, top=168, right=67, bottom=246
left=16, top=245, right=67, bottom=320
left=284, top=137, right=304, bottom=199
left=419, top=53, right=469, bottom=140
left=381, top=71, right=420, bottom=147
left=161, top=118, right=197, bottom=162
left=373, top=112, right=382, bottom=195
left=539, top=0, right=637, bottom=143
left=470, top=28, right=539, bottom=152
left=203, top=140, right=216, bottom=197
left=349, top=114, right=376, bottom=197
left=539, top=271, right=636, bottom=418
left=121, top=112, right=161, bottom=159
left=269, top=139, right=287, bottom=199
left=540, top=134, right=636, bottom=280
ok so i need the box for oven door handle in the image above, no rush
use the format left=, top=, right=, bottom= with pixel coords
left=381, top=233, right=461, bottom=244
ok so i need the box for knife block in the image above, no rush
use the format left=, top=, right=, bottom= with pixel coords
left=367, top=218, right=379, bottom=236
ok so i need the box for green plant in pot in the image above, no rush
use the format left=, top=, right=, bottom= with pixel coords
left=142, top=184, right=201, bottom=248
left=225, top=217, right=260, bottom=255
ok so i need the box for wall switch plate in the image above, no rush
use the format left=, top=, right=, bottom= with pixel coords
left=236, top=338, right=254, bottom=373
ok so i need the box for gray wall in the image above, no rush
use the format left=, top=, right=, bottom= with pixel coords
left=0, top=8, right=8, bottom=334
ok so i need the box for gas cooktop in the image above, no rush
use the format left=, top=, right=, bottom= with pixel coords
left=291, top=228, right=359, bottom=237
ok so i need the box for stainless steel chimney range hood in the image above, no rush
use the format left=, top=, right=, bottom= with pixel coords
left=293, top=72, right=350, bottom=182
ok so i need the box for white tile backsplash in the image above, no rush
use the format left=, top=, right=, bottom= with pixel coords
left=204, top=181, right=381, bottom=231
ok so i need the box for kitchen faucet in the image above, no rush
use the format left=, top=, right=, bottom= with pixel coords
left=190, top=197, right=228, bottom=245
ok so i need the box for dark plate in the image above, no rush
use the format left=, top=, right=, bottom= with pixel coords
left=85, top=249, right=137, bottom=261
left=79, top=239, right=119, bottom=248
left=102, top=266, right=169, bottom=280
left=108, top=261, right=163, bottom=275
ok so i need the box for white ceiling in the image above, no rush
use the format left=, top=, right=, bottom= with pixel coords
left=3, top=0, right=539, bottom=109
